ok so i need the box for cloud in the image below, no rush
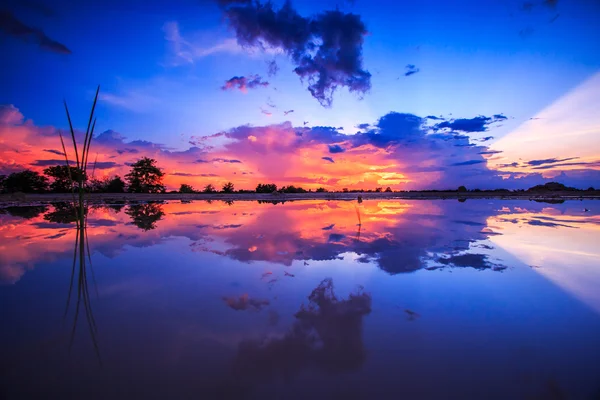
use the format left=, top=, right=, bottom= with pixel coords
left=221, top=75, right=269, bottom=93
left=283, top=110, right=294, bottom=116
left=328, top=144, right=345, bottom=154
left=43, top=149, right=64, bottom=156
left=0, top=10, right=70, bottom=54
left=526, top=157, right=579, bottom=166
left=532, top=161, right=600, bottom=170
left=2, top=104, right=599, bottom=191
left=162, top=21, right=245, bottom=66
left=266, top=59, right=279, bottom=77
left=479, top=150, right=503, bottom=155
left=219, top=0, right=371, bottom=107
left=450, top=160, right=486, bottom=167
left=172, top=172, right=219, bottom=177
left=404, top=64, right=420, bottom=76
left=433, top=114, right=506, bottom=133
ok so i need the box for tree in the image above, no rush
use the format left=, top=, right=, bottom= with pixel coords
left=4, top=170, right=48, bottom=193
left=0, top=175, right=6, bottom=193
left=106, top=176, right=126, bottom=193
left=203, top=183, right=216, bottom=193
left=222, top=182, right=235, bottom=193
left=316, top=187, right=327, bottom=193
left=256, top=183, right=277, bottom=193
left=457, top=186, right=467, bottom=192
left=179, top=184, right=195, bottom=193
left=385, top=187, right=392, bottom=193
left=43, top=165, right=87, bottom=193
left=342, top=188, right=349, bottom=193
left=125, top=157, right=165, bottom=193
left=588, top=187, right=595, bottom=191
left=375, top=187, right=383, bottom=193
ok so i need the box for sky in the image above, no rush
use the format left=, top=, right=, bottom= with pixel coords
left=1, top=0, right=599, bottom=190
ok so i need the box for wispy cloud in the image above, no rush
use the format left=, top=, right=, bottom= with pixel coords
left=0, top=10, right=70, bottom=54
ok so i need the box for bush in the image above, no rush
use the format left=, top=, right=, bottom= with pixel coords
left=179, top=184, right=195, bottom=193
left=256, top=183, right=277, bottom=193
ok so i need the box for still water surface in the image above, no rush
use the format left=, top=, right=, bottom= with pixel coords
left=1, top=199, right=599, bottom=399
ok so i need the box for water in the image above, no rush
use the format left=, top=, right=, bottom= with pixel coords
left=1, top=199, right=599, bottom=399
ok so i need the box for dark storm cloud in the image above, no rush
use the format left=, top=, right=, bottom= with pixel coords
left=219, top=0, right=371, bottom=107
left=328, top=144, right=345, bottom=154
left=0, top=10, right=71, bottom=54
left=322, top=156, right=335, bottom=163
left=404, top=64, right=420, bottom=76
left=526, top=157, right=578, bottom=166
left=356, top=123, right=370, bottom=129
left=221, top=75, right=269, bottom=92
left=433, top=114, right=506, bottom=133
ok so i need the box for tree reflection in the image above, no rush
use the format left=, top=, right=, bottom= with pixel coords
left=44, top=202, right=83, bottom=224
left=125, top=202, right=165, bottom=231
left=1, top=205, right=48, bottom=219
left=232, top=278, right=372, bottom=382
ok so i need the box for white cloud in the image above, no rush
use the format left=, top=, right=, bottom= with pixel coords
left=162, top=21, right=282, bottom=67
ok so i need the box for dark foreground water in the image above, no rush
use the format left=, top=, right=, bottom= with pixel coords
left=1, top=199, right=599, bottom=399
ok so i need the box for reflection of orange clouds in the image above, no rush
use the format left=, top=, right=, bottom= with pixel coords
left=0, top=200, right=420, bottom=283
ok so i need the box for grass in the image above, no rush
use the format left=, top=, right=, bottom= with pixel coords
left=59, top=86, right=102, bottom=364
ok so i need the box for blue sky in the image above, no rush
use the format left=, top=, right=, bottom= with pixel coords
left=1, top=0, right=600, bottom=189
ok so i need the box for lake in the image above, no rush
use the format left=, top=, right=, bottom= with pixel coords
left=1, top=199, right=599, bottom=399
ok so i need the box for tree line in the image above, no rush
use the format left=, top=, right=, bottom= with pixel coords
left=0, top=157, right=164, bottom=194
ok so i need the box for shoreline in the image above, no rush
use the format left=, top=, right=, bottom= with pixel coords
left=1, top=191, right=599, bottom=206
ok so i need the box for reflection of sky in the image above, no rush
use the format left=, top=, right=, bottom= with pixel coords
left=1, top=200, right=600, bottom=397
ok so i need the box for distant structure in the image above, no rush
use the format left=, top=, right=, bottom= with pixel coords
left=357, top=195, right=363, bottom=203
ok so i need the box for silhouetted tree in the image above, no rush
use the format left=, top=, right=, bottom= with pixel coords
left=43, top=165, right=87, bottom=193
left=4, top=170, right=48, bottom=193
left=88, top=176, right=125, bottom=193
left=203, top=183, right=217, bottom=193
left=256, top=183, right=277, bottom=193
left=588, top=187, right=596, bottom=191
left=179, top=184, right=195, bottom=193
left=457, top=185, right=467, bottom=192
left=125, top=157, right=165, bottom=193
left=375, top=187, right=383, bottom=193
left=316, top=187, right=327, bottom=193
left=0, top=175, right=6, bottom=193
left=106, top=176, right=126, bottom=193
left=125, top=202, right=165, bottom=231
left=222, top=182, right=235, bottom=193
left=280, top=185, right=307, bottom=193
left=385, top=187, right=392, bottom=192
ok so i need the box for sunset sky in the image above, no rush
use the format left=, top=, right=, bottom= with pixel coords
left=1, top=0, right=599, bottom=190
